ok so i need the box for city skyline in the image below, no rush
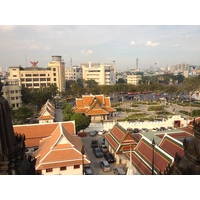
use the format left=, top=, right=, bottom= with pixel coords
left=0, top=25, right=200, bottom=71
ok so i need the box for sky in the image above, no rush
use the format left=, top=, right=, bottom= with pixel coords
left=1, top=25, right=200, bottom=72
left=0, top=1, right=199, bottom=72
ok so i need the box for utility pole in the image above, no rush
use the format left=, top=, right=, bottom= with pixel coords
left=152, top=138, right=155, bottom=175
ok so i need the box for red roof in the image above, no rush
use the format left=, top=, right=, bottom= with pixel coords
left=73, top=94, right=116, bottom=116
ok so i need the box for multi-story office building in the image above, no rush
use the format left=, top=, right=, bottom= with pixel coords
left=127, top=74, right=142, bottom=85
left=2, top=79, right=22, bottom=109
left=8, top=56, right=65, bottom=93
left=65, top=66, right=82, bottom=81
left=81, top=62, right=116, bottom=85
left=170, top=62, right=190, bottom=74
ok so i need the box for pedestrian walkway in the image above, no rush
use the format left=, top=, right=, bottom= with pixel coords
left=55, top=109, right=63, bottom=122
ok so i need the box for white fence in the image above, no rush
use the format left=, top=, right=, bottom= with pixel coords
left=84, top=115, right=189, bottom=132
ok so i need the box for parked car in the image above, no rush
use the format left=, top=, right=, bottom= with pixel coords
left=141, top=128, right=148, bottom=132
left=113, top=167, right=126, bottom=175
left=99, top=160, right=112, bottom=172
left=152, top=127, right=159, bottom=132
left=90, top=130, right=98, bottom=136
left=93, top=147, right=103, bottom=158
left=133, top=128, right=140, bottom=133
left=84, top=166, right=93, bottom=175
left=160, top=127, right=166, bottom=131
left=104, top=153, right=116, bottom=163
left=91, top=139, right=98, bottom=148
left=167, top=126, right=173, bottom=130
left=100, top=144, right=108, bottom=153
left=98, top=130, right=106, bottom=135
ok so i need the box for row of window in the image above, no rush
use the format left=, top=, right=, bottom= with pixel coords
left=21, top=78, right=51, bottom=82
left=45, top=165, right=80, bottom=173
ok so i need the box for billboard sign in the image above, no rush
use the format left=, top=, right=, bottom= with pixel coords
left=188, top=65, right=197, bottom=76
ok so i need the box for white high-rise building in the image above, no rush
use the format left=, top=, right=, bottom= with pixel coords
left=81, top=62, right=116, bottom=85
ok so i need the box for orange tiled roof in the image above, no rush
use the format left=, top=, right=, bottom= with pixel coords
left=13, top=121, right=76, bottom=148
left=38, top=99, right=55, bottom=121
left=34, top=123, right=90, bottom=170
left=37, top=115, right=54, bottom=120
left=105, top=123, right=137, bottom=153
left=73, top=94, right=116, bottom=116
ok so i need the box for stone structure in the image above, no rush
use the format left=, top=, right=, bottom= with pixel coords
left=0, top=79, right=34, bottom=175
left=165, top=119, right=200, bottom=175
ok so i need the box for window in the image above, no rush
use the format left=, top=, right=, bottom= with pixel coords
left=53, top=73, right=56, bottom=76
left=74, top=165, right=80, bottom=169
left=54, top=78, right=56, bottom=81
left=53, top=68, right=56, bottom=71
left=25, top=74, right=32, bottom=77
left=60, top=166, right=67, bottom=171
left=13, top=75, right=17, bottom=77
left=46, top=168, right=53, bottom=173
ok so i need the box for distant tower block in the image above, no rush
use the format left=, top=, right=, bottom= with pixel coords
left=136, top=58, right=138, bottom=70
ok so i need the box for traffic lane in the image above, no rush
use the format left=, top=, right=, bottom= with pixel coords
left=82, top=133, right=115, bottom=175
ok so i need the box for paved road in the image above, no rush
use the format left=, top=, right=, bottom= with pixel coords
left=81, top=133, right=126, bottom=175
left=55, top=109, right=63, bottom=122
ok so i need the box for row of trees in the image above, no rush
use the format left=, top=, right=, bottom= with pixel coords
left=61, top=75, right=200, bottom=99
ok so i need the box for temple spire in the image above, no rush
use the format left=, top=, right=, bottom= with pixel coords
left=0, top=79, right=26, bottom=175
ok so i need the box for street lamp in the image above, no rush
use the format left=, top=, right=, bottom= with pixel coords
left=81, top=146, right=85, bottom=175
left=151, top=138, right=155, bottom=175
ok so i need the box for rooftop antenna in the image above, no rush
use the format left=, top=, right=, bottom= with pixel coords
left=136, top=57, right=138, bottom=70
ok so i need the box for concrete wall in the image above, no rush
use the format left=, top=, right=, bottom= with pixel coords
left=84, top=115, right=188, bottom=132
left=41, top=166, right=83, bottom=175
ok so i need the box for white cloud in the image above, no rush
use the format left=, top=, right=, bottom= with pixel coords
left=146, top=41, right=160, bottom=47
left=81, top=49, right=93, bottom=56
left=129, top=41, right=136, bottom=45
left=129, top=41, right=141, bottom=46
left=173, top=43, right=180, bottom=47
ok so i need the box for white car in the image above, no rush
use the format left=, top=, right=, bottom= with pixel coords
left=98, top=130, right=106, bottom=135
left=90, top=130, right=98, bottom=136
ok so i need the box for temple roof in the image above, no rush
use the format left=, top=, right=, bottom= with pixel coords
left=73, top=94, right=116, bottom=116
left=124, top=137, right=173, bottom=175
left=33, top=122, right=90, bottom=170
left=13, top=121, right=76, bottom=148
left=105, top=122, right=137, bottom=153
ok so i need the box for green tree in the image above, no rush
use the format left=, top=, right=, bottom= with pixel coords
left=164, top=85, right=179, bottom=100
left=70, top=113, right=91, bottom=133
left=11, top=105, right=34, bottom=124
left=62, top=102, right=74, bottom=121
left=182, top=76, right=200, bottom=94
